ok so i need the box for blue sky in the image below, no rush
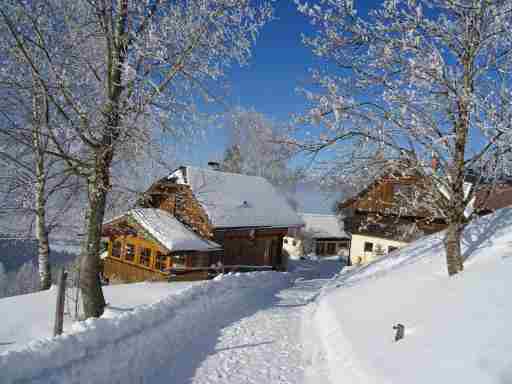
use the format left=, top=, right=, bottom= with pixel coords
left=174, top=0, right=374, bottom=212
left=227, top=0, right=317, bottom=121
left=178, top=0, right=319, bottom=165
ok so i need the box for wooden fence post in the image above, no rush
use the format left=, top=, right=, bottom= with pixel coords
left=53, top=268, right=68, bottom=337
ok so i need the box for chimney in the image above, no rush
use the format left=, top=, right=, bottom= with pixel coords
left=208, top=161, right=220, bottom=171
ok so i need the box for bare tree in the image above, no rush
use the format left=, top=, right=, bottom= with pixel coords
left=292, top=0, right=512, bottom=276
left=0, top=0, right=273, bottom=317
left=221, top=107, right=297, bottom=186
left=0, top=69, right=82, bottom=291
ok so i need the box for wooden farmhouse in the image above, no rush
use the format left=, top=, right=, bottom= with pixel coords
left=283, top=213, right=350, bottom=260
left=102, top=165, right=304, bottom=282
left=474, top=183, right=512, bottom=215
left=102, top=208, right=222, bottom=282
left=338, top=174, right=447, bottom=265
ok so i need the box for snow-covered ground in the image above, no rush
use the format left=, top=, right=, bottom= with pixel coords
left=307, top=207, right=512, bottom=384
left=0, top=281, right=199, bottom=354
left=3, top=206, right=512, bottom=384
left=0, top=259, right=343, bottom=383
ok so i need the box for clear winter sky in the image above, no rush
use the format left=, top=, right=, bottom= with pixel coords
left=175, top=0, right=375, bottom=212
left=177, top=0, right=377, bottom=164
left=176, top=0, right=317, bottom=165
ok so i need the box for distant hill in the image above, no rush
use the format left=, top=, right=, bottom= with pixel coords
left=0, top=237, right=79, bottom=272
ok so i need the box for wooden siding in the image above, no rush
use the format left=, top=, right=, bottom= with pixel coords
left=344, top=211, right=447, bottom=242
left=142, top=178, right=290, bottom=270
left=141, top=181, right=213, bottom=239
left=213, top=228, right=286, bottom=269
left=103, top=234, right=212, bottom=283
left=339, top=174, right=448, bottom=242
left=104, top=257, right=168, bottom=282
left=342, top=176, right=418, bottom=213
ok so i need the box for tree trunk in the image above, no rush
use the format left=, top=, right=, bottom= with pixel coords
left=444, top=222, right=464, bottom=276
left=32, top=77, right=51, bottom=291
left=79, top=0, right=126, bottom=318
left=79, top=170, right=108, bottom=318
left=35, top=190, right=51, bottom=290
left=443, top=50, right=472, bottom=277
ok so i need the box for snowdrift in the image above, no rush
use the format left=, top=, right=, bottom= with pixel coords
left=0, top=271, right=290, bottom=384
left=309, top=207, right=512, bottom=384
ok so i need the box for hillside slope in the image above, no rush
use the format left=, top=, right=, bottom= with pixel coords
left=306, top=207, right=512, bottom=384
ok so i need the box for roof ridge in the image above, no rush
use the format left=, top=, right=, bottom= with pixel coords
left=300, top=212, right=337, bottom=217
left=184, top=165, right=268, bottom=180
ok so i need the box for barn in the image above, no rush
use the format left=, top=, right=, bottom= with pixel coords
left=102, top=165, right=303, bottom=282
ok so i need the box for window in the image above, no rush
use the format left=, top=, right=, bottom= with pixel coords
left=327, top=243, right=336, bottom=255
left=364, top=242, right=374, bottom=253
left=124, top=243, right=135, bottom=262
left=155, top=252, right=167, bottom=271
left=112, top=241, right=122, bottom=258
left=191, top=253, right=209, bottom=267
left=292, top=240, right=297, bottom=246
left=283, top=238, right=288, bottom=244
left=172, top=254, right=187, bottom=269
left=393, top=184, right=413, bottom=198
left=316, top=242, right=325, bottom=255
left=388, top=246, right=399, bottom=254
left=140, top=247, right=151, bottom=267
left=367, top=223, right=381, bottom=232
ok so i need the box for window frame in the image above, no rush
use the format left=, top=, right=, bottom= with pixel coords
left=139, top=247, right=152, bottom=267
left=124, top=243, right=136, bottom=262
left=172, top=254, right=187, bottom=269
left=364, top=242, right=374, bottom=253
left=111, top=240, right=122, bottom=258
left=155, top=251, right=167, bottom=271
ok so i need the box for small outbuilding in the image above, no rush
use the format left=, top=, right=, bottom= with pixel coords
left=102, top=208, right=221, bottom=282
left=283, top=213, right=350, bottom=259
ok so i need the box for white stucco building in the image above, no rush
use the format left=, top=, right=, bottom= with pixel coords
left=349, top=234, right=407, bottom=265
left=283, top=213, right=350, bottom=260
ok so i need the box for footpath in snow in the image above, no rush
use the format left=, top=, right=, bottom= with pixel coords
left=5, top=204, right=512, bottom=384
left=0, top=260, right=343, bottom=384
left=157, top=260, right=342, bottom=384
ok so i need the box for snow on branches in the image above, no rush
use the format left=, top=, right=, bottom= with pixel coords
left=294, top=0, right=512, bottom=275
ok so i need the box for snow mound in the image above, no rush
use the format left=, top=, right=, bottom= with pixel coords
left=308, top=207, right=512, bottom=384
left=0, top=272, right=290, bottom=384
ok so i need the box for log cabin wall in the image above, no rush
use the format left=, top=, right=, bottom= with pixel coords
left=102, top=234, right=213, bottom=282
left=103, top=235, right=170, bottom=282
left=346, top=176, right=419, bottom=213
left=213, top=228, right=286, bottom=268
left=344, top=211, right=447, bottom=242
left=340, top=175, right=447, bottom=241
left=142, top=182, right=213, bottom=239
left=104, top=257, right=168, bottom=282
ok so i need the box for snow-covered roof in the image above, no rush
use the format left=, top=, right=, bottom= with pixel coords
left=107, top=209, right=221, bottom=252
left=300, top=213, right=350, bottom=239
left=168, top=166, right=304, bottom=229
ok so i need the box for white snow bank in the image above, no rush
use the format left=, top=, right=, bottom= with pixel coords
left=309, top=207, right=512, bottom=384
left=0, top=271, right=290, bottom=384
left=0, top=281, right=198, bottom=354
